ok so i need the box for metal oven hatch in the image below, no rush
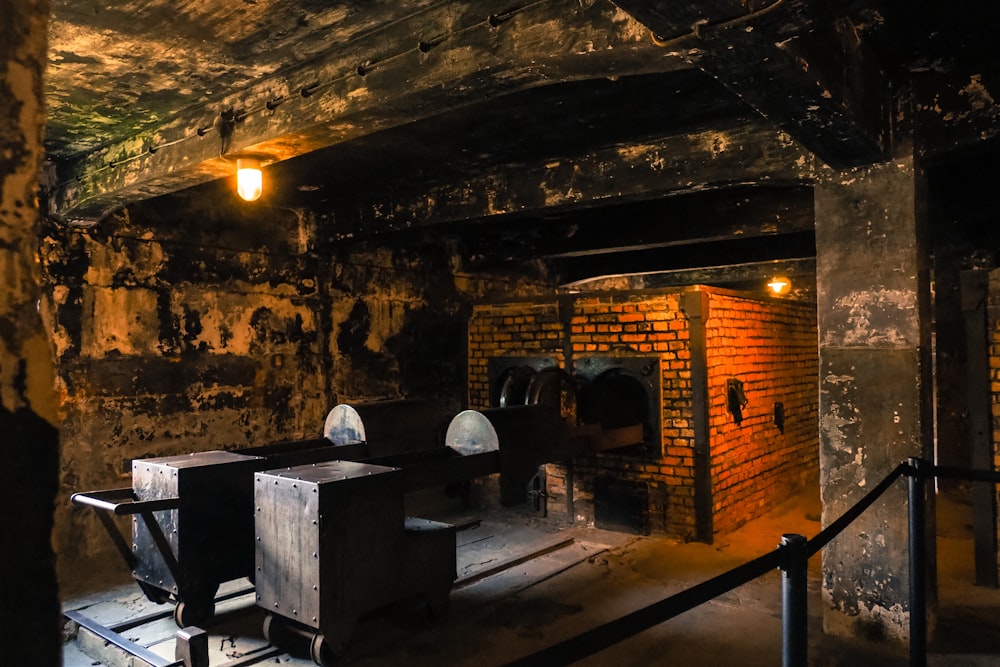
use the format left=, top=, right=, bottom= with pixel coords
left=574, top=356, right=661, bottom=459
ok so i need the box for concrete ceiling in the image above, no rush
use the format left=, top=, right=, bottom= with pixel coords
left=42, top=0, right=1000, bottom=283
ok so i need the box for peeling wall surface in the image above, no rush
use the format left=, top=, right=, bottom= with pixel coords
left=0, top=0, right=62, bottom=664
left=815, top=155, right=936, bottom=641
left=45, top=181, right=549, bottom=595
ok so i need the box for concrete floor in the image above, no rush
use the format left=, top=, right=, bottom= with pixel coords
left=63, top=486, right=1000, bottom=666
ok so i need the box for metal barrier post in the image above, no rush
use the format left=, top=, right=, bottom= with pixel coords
left=780, top=533, right=808, bottom=667
left=907, top=457, right=927, bottom=667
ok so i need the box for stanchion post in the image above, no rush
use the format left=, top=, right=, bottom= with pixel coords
left=907, top=457, right=927, bottom=667
left=780, top=533, right=808, bottom=667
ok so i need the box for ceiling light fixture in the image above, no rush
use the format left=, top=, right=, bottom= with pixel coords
left=767, top=276, right=791, bottom=296
left=236, top=157, right=263, bottom=201
left=223, top=152, right=272, bottom=202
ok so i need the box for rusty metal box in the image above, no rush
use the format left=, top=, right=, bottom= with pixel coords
left=254, top=460, right=405, bottom=642
left=132, top=450, right=263, bottom=599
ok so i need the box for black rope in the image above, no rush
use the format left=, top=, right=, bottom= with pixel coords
left=505, top=457, right=1000, bottom=666
left=806, top=461, right=908, bottom=557
left=503, top=549, right=782, bottom=666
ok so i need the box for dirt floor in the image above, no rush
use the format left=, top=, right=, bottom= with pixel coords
left=63, top=484, right=1000, bottom=667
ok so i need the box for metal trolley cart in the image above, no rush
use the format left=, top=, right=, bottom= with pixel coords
left=255, top=460, right=457, bottom=666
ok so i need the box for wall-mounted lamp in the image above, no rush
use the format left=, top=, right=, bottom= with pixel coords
left=767, top=276, right=792, bottom=296
left=223, top=152, right=273, bottom=202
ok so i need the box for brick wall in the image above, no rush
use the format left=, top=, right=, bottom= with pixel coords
left=567, top=293, right=695, bottom=536
left=988, top=270, right=1000, bottom=580
left=705, top=291, right=819, bottom=534
left=468, top=301, right=566, bottom=408
left=468, top=286, right=818, bottom=541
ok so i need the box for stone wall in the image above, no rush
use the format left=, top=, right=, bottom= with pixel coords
left=467, top=287, right=818, bottom=540
left=44, top=184, right=553, bottom=595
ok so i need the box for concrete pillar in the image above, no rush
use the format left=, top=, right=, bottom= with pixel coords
left=0, top=1, right=61, bottom=665
left=815, top=154, right=937, bottom=641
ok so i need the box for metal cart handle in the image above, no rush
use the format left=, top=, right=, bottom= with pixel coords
left=71, top=488, right=183, bottom=574
left=71, top=488, right=181, bottom=514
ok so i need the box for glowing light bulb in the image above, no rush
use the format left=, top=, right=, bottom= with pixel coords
left=767, top=276, right=791, bottom=295
left=236, top=157, right=263, bottom=201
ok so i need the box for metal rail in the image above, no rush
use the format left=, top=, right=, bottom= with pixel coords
left=65, top=609, right=185, bottom=667
left=504, top=457, right=1000, bottom=667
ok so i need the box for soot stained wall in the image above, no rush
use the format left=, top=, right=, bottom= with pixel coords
left=0, top=1, right=62, bottom=663
left=42, top=201, right=330, bottom=593
left=46, top=189, right=554, bottom=595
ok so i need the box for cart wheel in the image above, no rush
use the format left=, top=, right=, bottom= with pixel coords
left=173, top=598, right=214, bottom=628
left=310, top=633, right=339, bottom=667
left=137, top=581, right=171, bottom=605
left=263, top=614, right=290, bottom=646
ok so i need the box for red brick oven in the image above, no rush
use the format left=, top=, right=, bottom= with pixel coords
left=468, top=286, right=818, bottom=542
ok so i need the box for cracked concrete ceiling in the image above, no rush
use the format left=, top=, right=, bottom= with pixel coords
left=42, top=0, right=1000, bottom=282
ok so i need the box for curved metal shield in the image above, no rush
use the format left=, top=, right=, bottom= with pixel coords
left=444, top=410, right=500, bottom=456
left=323, top=404, right=366, bottom=445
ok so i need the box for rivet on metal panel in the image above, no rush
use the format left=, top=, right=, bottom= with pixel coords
left=313, top=552, right=318, bottom=558
left=256, top=595, right=261, bottom=600
left=313, top=585, right=318, bottom=591
left=312, top=616, right=317, bottom=622
left=293, top=610, right=298, bottom=615
left=274, top=603, right=279, bottom=608
left=256, top=536, right=261, bottom=541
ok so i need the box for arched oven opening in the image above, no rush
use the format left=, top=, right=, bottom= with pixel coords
left=525, top=367, right=578, bottom=423
left=487, top=356, right=556, bottom=408
left=574, top=357, right=660, bottom=459
left=574, top=356, right=661, bottom=535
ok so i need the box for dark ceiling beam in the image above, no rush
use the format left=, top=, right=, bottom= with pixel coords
left=612, top=0, right=891, bottom=169
left=451, top=184, right=813, bottom=265
left=914, top=70, right=1000, bottom=163
left=552, top=228, right=816, bottom=282
left=562, top=256, right=816, bottom=291
left=46, top=0, right=689, bottom=223
left=331, top=120, right=817, bottom=237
